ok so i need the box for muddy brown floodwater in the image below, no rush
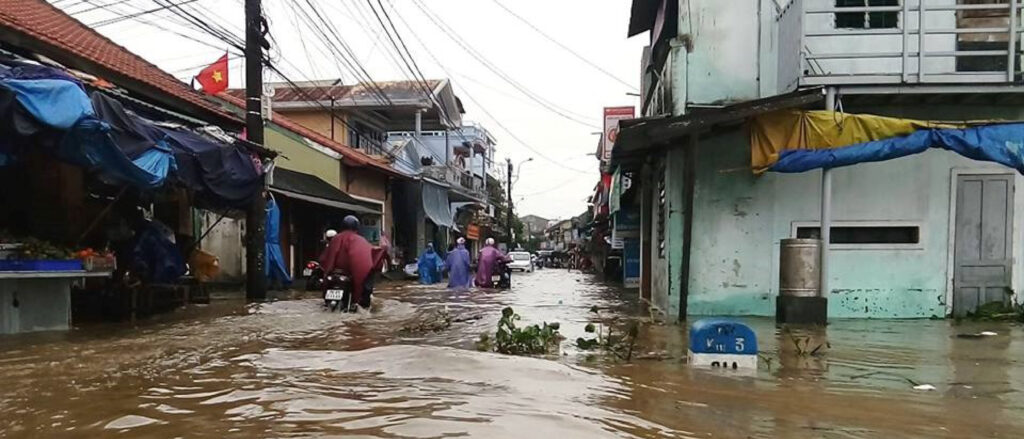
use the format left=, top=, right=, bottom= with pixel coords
left=1, top=270, right=1023, bottom=438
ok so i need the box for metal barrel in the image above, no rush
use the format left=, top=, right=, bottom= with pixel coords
left=779, top=239, right=822, bottom=298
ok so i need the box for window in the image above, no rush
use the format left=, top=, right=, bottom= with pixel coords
left=955, top=0, right=1013, bottom=73
left=348, top=121, right=386, bottom=156
left=961, top=0, right=1008, bottom=19
left=835, top=0, right=899, bottom=29
left=793, top=222, right=922, bottom=249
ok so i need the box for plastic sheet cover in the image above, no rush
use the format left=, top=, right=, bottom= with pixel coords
left=422, top=182, right=454, bottom=228
left=770, top=123, right=1024, bottom=174
left=750, top=110, right=965, bottom=173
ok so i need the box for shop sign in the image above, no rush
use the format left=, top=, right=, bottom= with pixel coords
left=602, top=106, right=635, bottom=162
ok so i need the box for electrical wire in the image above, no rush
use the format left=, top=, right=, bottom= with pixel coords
left=410, top=0, right=600, bottom=130
left=290, top=0, right=394, bottom=105
left=69, top=0, right=133, bottom=15
left=488, top=0, right=638, bottom=92
left=366, top=0, right=467, bottom=144
left=84, top=0, right=415, bottom=169
left=88, top=0, right=201, bottom=28
left=387, top=1, right=590, bottom=174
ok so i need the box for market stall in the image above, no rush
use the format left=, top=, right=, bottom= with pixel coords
left=0, top=242, right=114, bottom=334
left=0, top=53, right=270, bottom=333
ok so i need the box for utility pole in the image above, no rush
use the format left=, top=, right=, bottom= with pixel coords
left=244, top=0, right=267, bottom=301
left=506, top=158, right=513, bottom=249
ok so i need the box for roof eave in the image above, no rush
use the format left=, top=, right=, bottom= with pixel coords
left=611, top=87, right=826, bottom=168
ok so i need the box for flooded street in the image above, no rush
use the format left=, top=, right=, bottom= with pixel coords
left=2, top=269, right=1023, bottom=438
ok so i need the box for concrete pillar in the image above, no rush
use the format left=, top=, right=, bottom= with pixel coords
left=414, top=110, right=423, bottom=138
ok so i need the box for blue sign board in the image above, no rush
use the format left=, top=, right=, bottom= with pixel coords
left=688, top=319, right=758, bottom=355
left=614, top=208, right=640, bottom=232
left=623, top=238, right=640, bottom=288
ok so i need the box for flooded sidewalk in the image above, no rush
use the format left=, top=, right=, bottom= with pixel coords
left=0, top=269, right=1022, bottom=438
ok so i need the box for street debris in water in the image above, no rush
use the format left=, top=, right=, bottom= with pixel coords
left=576, top=306, right=641, bottom=361
left=957, top=331, right=999, bottom=339
left=781, top=326, right=830, bottom=357
left=399, top=307, right=453, bottom=334
left=962, top=300, right=1024, bottom=322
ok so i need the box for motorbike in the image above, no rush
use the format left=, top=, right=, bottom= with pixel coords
left=322, top=270, right=354, bottom=312
left=304, top=260, right=325, bottom=291
left=492, top=259, right=512, bottom=290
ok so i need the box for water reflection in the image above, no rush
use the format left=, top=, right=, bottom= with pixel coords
left=0, top=270, right=1022, bottom=438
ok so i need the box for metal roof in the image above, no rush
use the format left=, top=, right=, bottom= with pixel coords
left=270, top=168, right=380, bottom=215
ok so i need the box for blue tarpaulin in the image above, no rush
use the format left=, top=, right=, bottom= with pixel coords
left=0, top=65, right=263, bottom=206
left=160, top=126, right=264, bottom=207
left=61, top=118, right=174, bottom=188
left=770, top=123, right=1024, bottom=174
left=265, top=198, right=292, bottom=286
left=0, top=79, right=93, bottom=129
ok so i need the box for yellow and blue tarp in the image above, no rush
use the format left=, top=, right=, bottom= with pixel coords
left=749, top=110, right=1024, bottom=174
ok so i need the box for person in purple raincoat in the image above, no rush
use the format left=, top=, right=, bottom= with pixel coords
left=445, top=237, right=472, bottom=289
left=475, top=238, right=508, bottom=288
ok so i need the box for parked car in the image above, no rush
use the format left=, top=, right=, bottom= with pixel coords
left=507, top=251, right=534, bottom=272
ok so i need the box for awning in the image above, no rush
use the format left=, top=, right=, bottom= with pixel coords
left=422, top=181, right=455, bottom=228
left=270, top=167, right=381, bottom=215
left=611, top=87, right=825, bottom=169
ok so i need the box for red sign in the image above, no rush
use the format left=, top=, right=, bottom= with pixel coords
left=466, top=224, right=480, bottom=241
left=602, top=106, right=635, bottom=162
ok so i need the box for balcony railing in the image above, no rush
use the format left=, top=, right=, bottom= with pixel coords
left=421, top=164, right=486, bottom=200
left=789, top=0, right=1023, bottom=87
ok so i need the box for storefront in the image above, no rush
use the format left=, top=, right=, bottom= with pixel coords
left=268, top=168, right=382, bottom=279
left=0, top=55, right=268, bottom=332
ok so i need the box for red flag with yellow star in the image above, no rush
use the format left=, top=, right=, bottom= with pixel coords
left=195, top=54, right=229, bottom=94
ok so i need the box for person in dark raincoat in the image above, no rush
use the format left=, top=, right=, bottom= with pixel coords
left=319, top=216, right=375, bottom=310
left=445, top=237, right=472, bottom=289
left=417, top=243, right=442, bottom=284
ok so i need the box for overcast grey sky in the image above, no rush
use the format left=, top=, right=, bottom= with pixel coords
left=54, top=0, right=645, bottom=220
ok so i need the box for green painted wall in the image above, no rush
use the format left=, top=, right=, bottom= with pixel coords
left=654, top=104, right=1024, bottom=319
left=265, top=125, right=342, bottom=188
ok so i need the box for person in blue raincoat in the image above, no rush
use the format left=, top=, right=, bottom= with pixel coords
left=417, top=243, right=442, bottom=284
left=444, top=237, right=472, bottom=289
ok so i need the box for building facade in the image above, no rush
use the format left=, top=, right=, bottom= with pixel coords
left=619, top=0, right=1024, bottom=320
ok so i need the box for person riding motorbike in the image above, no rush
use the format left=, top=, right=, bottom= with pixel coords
left=475, top=238, right=509, bottom=288
left=319, top=216, right=375, bottom=311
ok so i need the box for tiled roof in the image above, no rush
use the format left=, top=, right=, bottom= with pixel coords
left=217, top=93, right=408, bottom=179
left=0, top=0, right=240, bottom=126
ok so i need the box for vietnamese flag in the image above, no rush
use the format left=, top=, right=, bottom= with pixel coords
left=195, top=54, right=229, bottom=94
